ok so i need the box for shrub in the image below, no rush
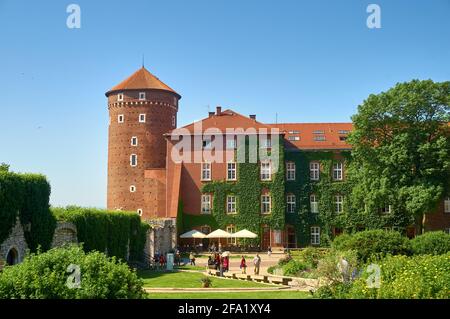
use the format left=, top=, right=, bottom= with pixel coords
left=346, top=253, right=450, bottom=299
left=277, top=255, right=292, bottom=267
left=411, top=231, right=450, bottom=255
left=316, top=249, right=359, bottom=285
left=296, top=247, right=327, bottom=269
left=0, top=245, right=145, bottom=299
left=331, top=230, right=411, bottom=262
left=282, top=259, right=308, bottom=276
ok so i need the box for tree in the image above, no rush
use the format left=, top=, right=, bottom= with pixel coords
left=348, top=80, right=450, bottom=233
left=0, top=163, right=9, bottom=172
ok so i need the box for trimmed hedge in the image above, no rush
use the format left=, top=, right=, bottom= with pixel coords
left=0, top=245, right=145, bottom=299
left=52, top=207, right=149, bottom=262
left=0, top=171, right=56, bottom=251
left=410, top=231, right=450, bottom=255
left=331, top=230, right=411, bottom=262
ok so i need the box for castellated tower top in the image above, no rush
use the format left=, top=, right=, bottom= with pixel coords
left=105, top=66, right=181, bottom=99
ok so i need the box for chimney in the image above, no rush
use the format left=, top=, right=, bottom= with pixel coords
left=208, top=111, right=215, bottom=117
left=249, top=114, right=256, bottom=120
left=216, top=106, right=222, bottom=115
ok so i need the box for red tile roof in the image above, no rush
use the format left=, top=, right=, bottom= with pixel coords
left=271, top=123, right=353, bottom=150
left=168, top=109, right=276, bottom=135
left=167, top=108, right=353, bottom=150
left=106, top=67, right=180, bottom=97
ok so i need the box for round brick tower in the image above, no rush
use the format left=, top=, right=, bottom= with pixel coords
left=105, top=67, right=181, bottom=214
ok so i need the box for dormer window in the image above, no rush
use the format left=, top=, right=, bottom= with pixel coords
left=139, top=92, right=146, bottom=101
left=139, top=114, right=146, bottom=123
left=117, top=93, right=124, bottom=101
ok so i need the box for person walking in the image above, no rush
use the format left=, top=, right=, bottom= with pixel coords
left=240, top=256, right=247, bottom=274
left=189, top=252, right=196, bottom=266
left=267, top=246, right=272, bottom=257
left=253, top=254, right=261, bottom=275
left=223, top=256, right=229, bottom=272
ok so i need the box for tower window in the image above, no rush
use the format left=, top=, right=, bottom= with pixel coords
left=137, top=209, right=143, bottom=216
left=139, top=114, right=146, bottom=123
left=117, top=93, right=124, bottom=101
left=130, top=154, right=137, bottom=167
left=172, top=116, right=176, bottom=127
left=130, top=185, right=136, bottom=193
left=139, top=92, right=146, bottom=100
left=131, top=136, right=138, bottom=146
left=118, top=114, right=124, bottom=123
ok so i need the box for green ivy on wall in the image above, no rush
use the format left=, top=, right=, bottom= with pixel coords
left=180, top=135, right=286, bottom=243
left=52, top=207, right=149, bottom=261
left=0, top=172, right=56, bottom=252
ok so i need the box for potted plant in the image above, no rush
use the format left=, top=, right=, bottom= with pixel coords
left=201, top=276, right=212, bottom=288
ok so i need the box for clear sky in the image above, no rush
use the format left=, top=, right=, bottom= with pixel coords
left=0, top=0, right=449, bottom=208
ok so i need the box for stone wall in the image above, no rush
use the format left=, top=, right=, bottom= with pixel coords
left=145, top=218, right=177, bottom=264
left=0, top=217, right=28, bottom=265
left=0, top=217, right=176, bottom=267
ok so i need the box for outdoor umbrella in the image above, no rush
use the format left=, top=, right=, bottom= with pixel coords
left=205, top=229, right=232, bottom=238
left=231, top=229, right=258, bottom=238
left=179, top=229, right=206, bottom=247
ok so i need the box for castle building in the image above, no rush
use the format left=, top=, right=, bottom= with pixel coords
left=106, top=67, right=450, bottom=248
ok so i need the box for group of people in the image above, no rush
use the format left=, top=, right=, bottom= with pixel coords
left=153, top=252, right=167, bottom=269
left=207, top=253, right=230, bottom=272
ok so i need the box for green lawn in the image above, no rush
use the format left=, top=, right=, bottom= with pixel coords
left=138, top=270, right=274, bottom=288
left=147, top=291, right=312, bottom=299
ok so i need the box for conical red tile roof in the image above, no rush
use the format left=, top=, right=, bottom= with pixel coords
left=106, top=67, right=180, bottom=97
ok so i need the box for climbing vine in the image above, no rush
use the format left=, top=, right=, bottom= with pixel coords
left=180, top=135, right=286, bottom=243
left=0, top=171, right=56, bottom=252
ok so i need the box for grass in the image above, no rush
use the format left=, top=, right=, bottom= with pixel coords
left=147, top=291, right=312, bottom=299
left=138, top=270, right=274, bottom=288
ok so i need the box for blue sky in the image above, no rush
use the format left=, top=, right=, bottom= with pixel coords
left=0, top=0, right=449, bottom=208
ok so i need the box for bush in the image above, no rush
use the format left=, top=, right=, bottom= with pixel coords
left=331, top=230, right=411, bottom=262
left=296, top=247, right=327, bottom=269
left=346, top=253, right=450, bottom=299
left=316, top=249, right=359, bottom=285
left=0, top=245, right=145, bottom=299
left=277, top=255, right=292, bottom=267
left=411, top=231, right=450, bottom=255
left=52, top=207, right=149, bottom=261
left=282, top=259, right=308, bottom=276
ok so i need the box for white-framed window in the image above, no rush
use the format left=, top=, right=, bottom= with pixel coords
left=335, top=195, right=344, bottom=213
left=137, top=209, right=143, bottom=216
left=139, top=114, right=146, bottom=123
left=311, top=226, right=320, bottom=245
left=287, top=194, right=296, bottom=213
left=131, top=136, right=138, bottom=146
left=201, top=162, right=211, bottom=181
left=445, top=197, right=450, bottom=213
left=261, top=194, right=271, bottom=214
left=226, top=195, right=237, bottom=214
left=172, top=116, right=176, bottom=127
left=333, top=162, right=343, bottom=181
left=130, top=154, right=137, bottom=167
left=139, top=92, right=146, bottom=100
left=286, top=162, right=296, bottom=181
left=117, top=93, right=124, bottom=101
left=202, top=138, right=212, bottom=149
left=130, top=185, right=136, bottom=193
left=310, top=162, right=320, bottom=181
left=227, top=162, right=237, bottom=181
left=380, top=204, right=392, bottom=214
left=260, top=137, right=271, bottom=149
left=260, top=161, right=272, bottom=181
left=273, top=230, right=282, bottom=244
left=201, top=194, right=212, bottom=214
left=310, top=194, right=319, bottom=214
left=118, top=114, right=124, bottom=123
left=226, top=225, right=236, bottom=245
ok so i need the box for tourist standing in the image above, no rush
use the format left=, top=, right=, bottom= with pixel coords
left=253, top=254, right=261, bottom=275
left=240, top=256, right=247, bottom=274
left=189, top=252, right=196, bottom=266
